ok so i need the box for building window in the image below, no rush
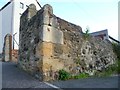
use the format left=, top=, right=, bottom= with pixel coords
left=20, top=2, right=24, bottom=9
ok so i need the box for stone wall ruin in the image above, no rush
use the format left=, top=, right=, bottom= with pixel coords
left=18, top=4, right=117, bottom=81
left=2, top=34, right=12, bottom=62
left=2, top=34, right=18, bottom=62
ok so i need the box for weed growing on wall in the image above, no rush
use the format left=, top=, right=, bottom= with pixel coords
left=58, top=69, right=90, bottom=80
left=58, top=69, right=70, bottom=80
left=83, top=27, right=91, bottom=40
left=74, top=73, right=89, bottom=79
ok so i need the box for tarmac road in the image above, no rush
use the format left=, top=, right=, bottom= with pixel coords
left=2, top=62, right=53, bottom=88
left=50, top=73, right=119, bottom=89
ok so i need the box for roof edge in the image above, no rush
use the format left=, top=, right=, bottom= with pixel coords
left=0, top=1, right=12, bottom=12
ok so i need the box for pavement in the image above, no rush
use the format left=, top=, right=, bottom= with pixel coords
left=1, top=61, right=120, bottom=89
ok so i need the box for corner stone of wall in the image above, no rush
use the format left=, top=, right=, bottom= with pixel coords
left=18, top=4, right=117, bottom=81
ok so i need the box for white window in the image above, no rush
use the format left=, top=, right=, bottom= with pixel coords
left=20, top=2, right=24, bottom=9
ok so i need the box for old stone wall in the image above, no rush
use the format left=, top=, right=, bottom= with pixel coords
left=18, top=4, right=117, bottom=81
left=0, top=34, right=18, bottom=63
left=2, top=34, right=18, bottom=62
left=12, top=49, right=18, bottom=63
left=3, top=34, right=12, bottom=62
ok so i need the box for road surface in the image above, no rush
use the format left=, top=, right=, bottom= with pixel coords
left=2, top=62, right=53, bottom=88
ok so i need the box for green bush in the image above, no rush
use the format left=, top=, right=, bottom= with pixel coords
left=58, top=69, right=70, bottom=80
left=112, top=42, right=120, bottom=74
left=114, top=59, right=120, bottom=74
left=58, top=69, right=90, bottom=80
left=112, top=43, right=120, bottom=59
left=118, top=60, right=120, bottom=73
left=74, top=73, right=89, bottom=79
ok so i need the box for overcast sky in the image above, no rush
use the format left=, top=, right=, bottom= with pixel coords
left=0, top=0, right=119, bottom=40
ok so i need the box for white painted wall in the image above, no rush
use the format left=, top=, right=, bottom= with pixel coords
left=1, top=2, right=13, bottom=53
left=118, top=1, right=120, bottom=41
left=0, top=12, right=2, bottom=53
left=118, top=28, right=120, bottom=41
left=12, top=0, right=40, bottom=49
left=0, top=0, right=41, bottom=52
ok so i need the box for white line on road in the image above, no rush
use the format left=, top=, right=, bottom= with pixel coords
left=44, top=82, right=63, bottom=90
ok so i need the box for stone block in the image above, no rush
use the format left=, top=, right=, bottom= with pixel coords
left=40, top=25, right=63, bottom=44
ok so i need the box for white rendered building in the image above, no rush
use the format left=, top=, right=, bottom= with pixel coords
left=118, top=29, right=120, bottom=41
left=0, top=0, right=41, bottom=53
left=90, top=29, right=109, bottom=40
left=90, top=29, right=120, bottom=43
